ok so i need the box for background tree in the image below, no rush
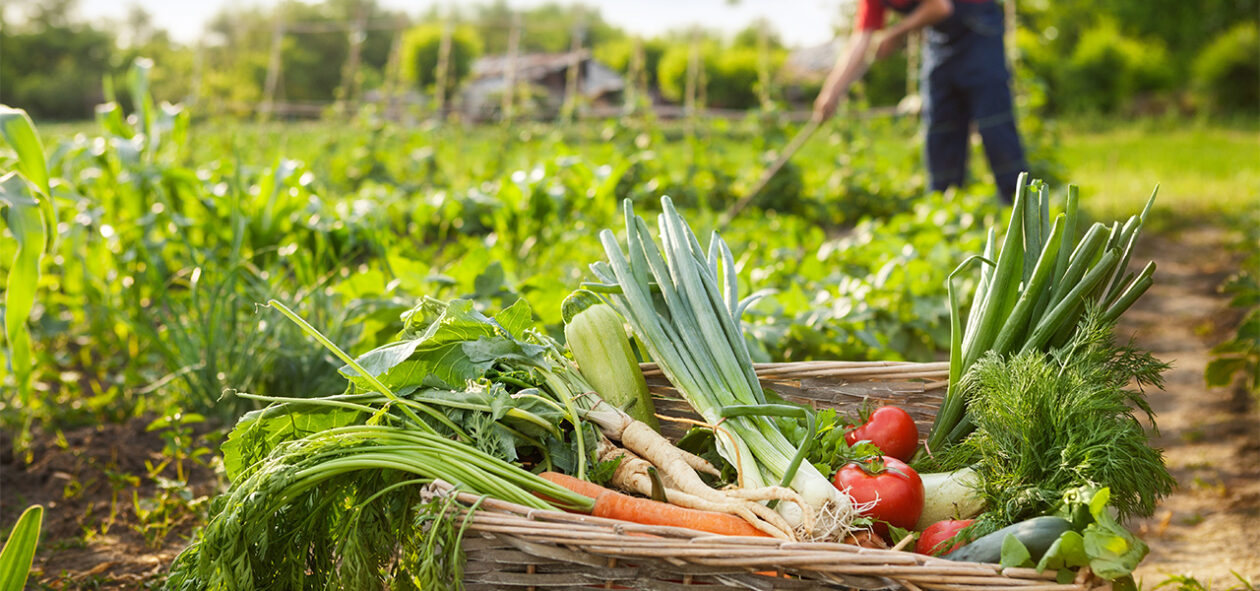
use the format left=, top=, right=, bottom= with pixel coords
left=399, top=24, right=483, bottom=102
left=469, top=1, right=624, bottom=55
left=1017, top=0, right=1259, bottom=114
left=655, top=34, right=786, bottom=110
left=1191, top=22, right=1260, bottom=114
left=595, top=37, right=668, bottom=88
left=0, top=0, right=114, bottom=119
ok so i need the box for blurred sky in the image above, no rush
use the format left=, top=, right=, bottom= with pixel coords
left=73, top=0, right=850, bottom=48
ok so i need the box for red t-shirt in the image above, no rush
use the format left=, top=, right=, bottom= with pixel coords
left=855, top=0, right=987, bottom=31
left=854, top=0, right=916, bottom=31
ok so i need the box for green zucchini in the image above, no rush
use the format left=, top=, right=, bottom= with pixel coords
left=944, top=516, right=1071, bottom=564
left=563, top=290, right=659, bottom=430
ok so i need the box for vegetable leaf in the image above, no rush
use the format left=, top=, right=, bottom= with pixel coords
left=0, top=173, right=47, bottom=404
left=346, top=299, right=546, bottom=391
left=407, top=383, right=563, bottom=461
left=887, top=524, right=916, bottom=548
left=1036, top=531, right=1089, bottom=573
left=221, top=400, right=364, bottom=480
left=493, top=297, right=535, bottom=338
left=1081, top=488, right=1149, bottom=579
left=1043, top=486, right=1149, bottom=580
left=1000, top=534, right=1033, bottom=568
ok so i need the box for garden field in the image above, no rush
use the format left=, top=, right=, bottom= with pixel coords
left=1, top=78, right=1258, bottom=589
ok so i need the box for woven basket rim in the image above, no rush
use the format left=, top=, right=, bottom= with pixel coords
left=439, top=481, right=1102, bottom=591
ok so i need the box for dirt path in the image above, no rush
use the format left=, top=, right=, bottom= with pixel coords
left=1121, top=224, right=1260, bottom=586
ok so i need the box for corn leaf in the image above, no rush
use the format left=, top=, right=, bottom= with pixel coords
left=0, top=504, right=43, bottom=591
left=0, top=107, right=54, bottom=250
left=0, top=173, right=47, bottom=404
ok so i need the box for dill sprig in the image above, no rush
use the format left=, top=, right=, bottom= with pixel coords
left=933, top=309, right=1174, bottom=533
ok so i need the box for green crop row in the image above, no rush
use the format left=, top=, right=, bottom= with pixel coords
left=0, top=62, right=1021, bottom=428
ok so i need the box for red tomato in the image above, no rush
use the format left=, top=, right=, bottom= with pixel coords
left=832, top=457, right=924, bottom=539
left=844, top=406, right=919, bottom=462
left=915, top=519, right=974, bottom=556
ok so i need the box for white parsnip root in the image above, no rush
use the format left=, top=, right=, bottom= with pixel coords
left=594, top=438, right=801, bottom=539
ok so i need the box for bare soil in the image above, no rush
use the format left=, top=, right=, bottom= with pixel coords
left=1, top=222, right=1256, bottom=589
left=0, top=418, right=221, bottom=589
left=1122, top=225, right=1260, bottom=587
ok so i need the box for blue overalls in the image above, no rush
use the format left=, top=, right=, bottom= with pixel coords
left=890, top=0, right=1028, bottom=201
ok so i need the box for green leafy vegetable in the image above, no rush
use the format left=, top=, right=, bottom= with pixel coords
left=221, top=399, right=365, bottom=479
left=168, top=298, right=607, bottom=590
left=168, top=425, right=593, bottom=590
left=347, top=298, right=547, bottom=392
left=1036, top=486, right=1149, bottom=580
left=932, top=310, right=1174, bottom=529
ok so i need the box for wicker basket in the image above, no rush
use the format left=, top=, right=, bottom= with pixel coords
left=443, top=360, right=1102, bottom=591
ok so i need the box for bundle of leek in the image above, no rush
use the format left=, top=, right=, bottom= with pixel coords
left=589, top=197, right=857, bottom=539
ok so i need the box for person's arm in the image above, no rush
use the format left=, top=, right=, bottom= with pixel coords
left=812, top=30, right=874, bottom=121
left=876, top=0, right=953, bottom=59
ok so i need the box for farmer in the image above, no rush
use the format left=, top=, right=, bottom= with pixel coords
left=813, top=0, right=1028, bottom=202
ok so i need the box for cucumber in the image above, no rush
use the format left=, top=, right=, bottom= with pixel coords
left=943, top=516, right=1071, bottom=564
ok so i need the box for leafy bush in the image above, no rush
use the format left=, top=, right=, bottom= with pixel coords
left=709, top=48, right=765, bottom=109
left=1059, top=21, right=1174, bottom=113
left=1014, top=27, right=1060, bottom=94
left=399, top=25, right=483, bottom=99
left=1192, top=22, right=1260, bottom=114
left=1206, top=208, right=1260, bottom=394
left=0, top=23, right=113, bottom=120
left=862, top=51, right=909, bottom=107
left=656, top=43, right=783, bottom=109
left=593, top=38, right=667, bottom=86
left=656, top=43, right=716, bottom=106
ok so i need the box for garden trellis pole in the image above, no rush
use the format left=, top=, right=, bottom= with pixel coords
left=757, top=24, right=772, bottom=111
left=562, top=9, right=586, bottom=123
left=189, top=39, right=205, bottom=109
left=339, top=0, right=368, bottom=116
left=261, top=4, right=286, bottom=120
left=503, top=12, right=521, bottom=123
left=625, top=37, right=647, bottom=115
left=434, top=19, right=453, bottom=118
left=684, top=32, right=700, bottom=120
left=381, top=29, right=404, bottom=119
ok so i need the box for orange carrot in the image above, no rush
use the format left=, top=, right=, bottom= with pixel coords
left=539, top=471, right=610, bottom=500
left=591, top=490, right=770, bottom=537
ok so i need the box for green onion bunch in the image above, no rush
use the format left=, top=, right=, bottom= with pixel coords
left=922, top=173, right=1159, bottom=460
